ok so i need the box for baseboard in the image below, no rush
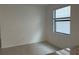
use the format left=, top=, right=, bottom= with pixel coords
left=1, top=40, right=44, bottom=49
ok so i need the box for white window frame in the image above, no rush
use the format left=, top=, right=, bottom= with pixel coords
left=53, top=5, right=71, bottom=35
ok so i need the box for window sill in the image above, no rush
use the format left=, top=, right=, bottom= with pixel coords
left=55, top=32, right=70, bottom=36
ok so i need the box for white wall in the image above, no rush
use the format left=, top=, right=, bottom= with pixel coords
left=0, top=5, right=47, bottom=48
left=45, top=4, right=79, bottom=49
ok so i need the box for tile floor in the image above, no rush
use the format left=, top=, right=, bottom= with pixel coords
left=0, top=42, right=59, bottom=55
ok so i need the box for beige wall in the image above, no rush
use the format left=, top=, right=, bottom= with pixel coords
left=0, top=5, right=47, bottom=48
left=71, top=5, right=79, bottom=46
left=45, top=4, right=79, bottom=48
left=1, top=4, right=79, bottom=49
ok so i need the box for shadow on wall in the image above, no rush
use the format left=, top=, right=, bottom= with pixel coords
left=32, top=29, right=43, bottom=43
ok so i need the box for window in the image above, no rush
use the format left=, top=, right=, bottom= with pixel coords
left=53, top=6, right=71, bottom=34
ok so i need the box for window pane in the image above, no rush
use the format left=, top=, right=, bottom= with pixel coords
left=56, top=18, right=70, bottom=20
left=56, top=21, right=70, bottom=34
left=56, top=6, right=70, bottom=18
